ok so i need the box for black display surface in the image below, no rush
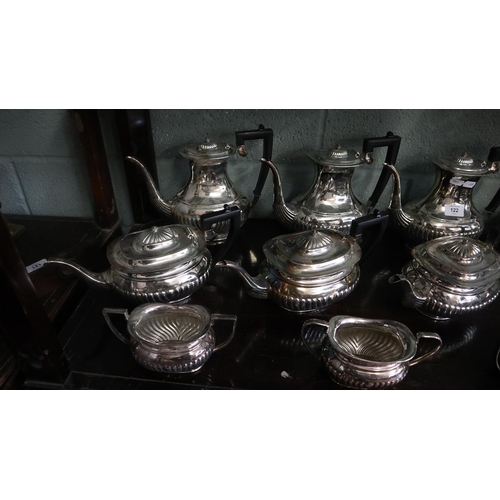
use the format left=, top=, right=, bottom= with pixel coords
left=50, top=219, right=500, bottom=390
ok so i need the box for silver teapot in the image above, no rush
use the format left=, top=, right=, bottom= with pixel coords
left=216, top=212, right=388, bottom=313
left=384, top=147, right=500, bottom=245
left=126, top=127, right=273, bottom=245
left=45, top=224, right=212, bottom=303
left=43, top=207, right=240, bottom=303
left=260, top=132, right=401, bottom=234
left=389, top=235, right=500, bottom=320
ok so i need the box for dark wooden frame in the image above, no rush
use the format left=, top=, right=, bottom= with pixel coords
left=0, top=216, right=69, bottom=383
left=73, top=110, right=120, bottom=229
left=0, top=109, right=123, bottom=386
left=114, top=110, right=159, bottom=224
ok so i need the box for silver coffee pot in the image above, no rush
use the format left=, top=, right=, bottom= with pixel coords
left=259, top=132, right=401, bottom=234
left=126, top=126, right=273, bottom=245
left=383, top=147, right=500, bottom=245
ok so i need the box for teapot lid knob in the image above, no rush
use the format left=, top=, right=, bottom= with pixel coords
left=180, top=138, right=236, bottom=160
left=138, top=226, right=176, bottom=246
left=197, top=138, right=219, bottom=152
left=327, top=145, right=349, bottom=158
left=455, top=152, right=475, bottom=166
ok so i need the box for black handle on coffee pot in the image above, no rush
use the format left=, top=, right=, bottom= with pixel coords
left=363, top=131, right=402, bottom=211
left=235, top=124, right=274, bottom=208
left=200, top=205, right=241, bottom=264
left=350, top=210, right=390, bottom=264
left=483, top=146, right=500, bottom=217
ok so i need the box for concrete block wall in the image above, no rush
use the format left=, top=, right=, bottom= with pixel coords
left=0, top=109, right=134, bottom=227
left=149, top=109, right=500, bottom=222
left=2, top=109, right=500, bottom=229
left=0, top=110, right=95, bottom=217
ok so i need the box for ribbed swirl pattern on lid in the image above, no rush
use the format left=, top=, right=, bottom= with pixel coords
left=263, top=228, right=360, bottom=279
left=444, top=239, right=483, bottom=264
left=294, top=230, right=333, bottom=254
left=138, top=226, right=175, bottom=246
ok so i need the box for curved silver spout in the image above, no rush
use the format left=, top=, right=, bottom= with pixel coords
left=45, top=258, right=110, bottom=287
left=384, top=163, right=414, bottom=231
left=126, top=156, right=173, bottom=218
left=260, top=158, right=297, bottom=230
left=215, top=260, right=269, bottom=299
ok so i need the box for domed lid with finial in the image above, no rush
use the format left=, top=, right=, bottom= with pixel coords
left=180, top=137, right=236, bottom=161
left=106, top=224, right=207, bottom=275
left=263, top=228, right=362, bottom=281
left=309, top=144, right=365, bottom=168
left=433, top=152, right=495, bottom=176
left=412, top=235, right=500, bottom=287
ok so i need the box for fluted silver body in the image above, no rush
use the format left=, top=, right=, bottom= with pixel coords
left=302, top=316, right=442, bottom=389
left=385, top=153, right=499, bottom=245
left=46, top=224, right=212, bottom=304
left=262, top=155, right=367, bottom=235
left=389, top=235, right=500, bottom=319
left=127, top=139, right=250, bottom=245
left=103, top=304, right=237, bottom=373
left=216, top=228, right=363, bottom=313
